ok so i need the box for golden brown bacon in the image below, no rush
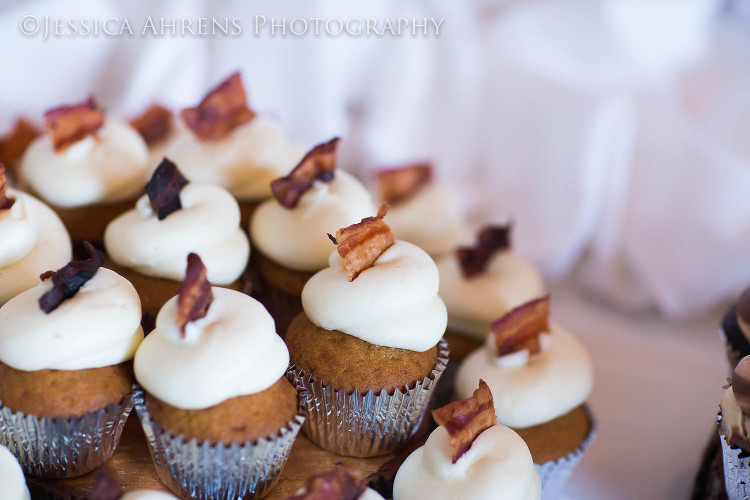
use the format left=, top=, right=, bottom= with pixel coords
left=38, top=242, right=104, bottom=314
left=130, top=104, right=173, bottom=145
left=455, top=224, right=512, bottom=278
left=375, top=162, right=433, bottom=204
left=0, top=164, right=15, bottom=210
left=44, top=96, right=104, bottom=152
left=180, top=72, right=255, bottom=141
left=285, top=468, right=365, bottom=500
left=491, top=296, right=550, bottom=356
left=176, top=253, right=214, bottom=337
left=271, top=137, right=340, bottom=208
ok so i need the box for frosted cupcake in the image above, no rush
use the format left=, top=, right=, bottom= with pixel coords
left=437, top=225, right=545, bottom=358
left=104, top=158, right=249, bottom=330
left=455, top=297, right=595, bottom=495
left=20, top=97, right=149, bottom=244
left=375, top=162, right=464, bottom=257
left=0, top=444, right=30, bottom=500
left=0, top=244, right=143, bottom=478
left=163, top=72, right=305, bottom=226
left=249, top=138, right=376, bottom=334
left=0, top=118, right=40, bottom=184
left=286, top=207, right=448, bottom=457
left=129, top=104, right=176, bottom=170
left=286, top=468, right=385, bottom=500
left=133, top=254, right=302, bottom=499
left=0, top=165, right=71, bottom=305
left=394, top=380, right=540, bottom=500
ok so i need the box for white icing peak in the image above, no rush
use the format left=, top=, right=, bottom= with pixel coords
left=121, top=490, right=179, bottom=500
left=393, top=424, right=541, bottom=500
left=456, top=326, right=593, bottom=428
left=301, top=240, right=447, bottom=352
left=437, top=251, right=545, bottom=339
left=20, top=119, right=149, bottom=207
left=0, top=445, right=30, bottom=500
left=104, top=182, right=250, bottom=284
left=134, top=287, right=289, bottom=410
left=0, top=268, right=143, bottom=371
left=250, top=170, right=377, bottom=272
left=162, top=116, right=305, bottom=201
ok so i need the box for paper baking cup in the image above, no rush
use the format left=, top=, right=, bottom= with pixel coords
left=536, top=408, right=597, bottom=500
left=0, top=393, right=134, bottom=478
left=288, top=339, right=449, bottom=458
left=721, top=432, right=750, bottom=500
left=133, top=388, right=304, bottom=500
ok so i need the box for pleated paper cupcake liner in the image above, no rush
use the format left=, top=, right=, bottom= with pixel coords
left=133, top=388, right=304, bottom=500
left=0, top=392, right=134, bottom=478
left=287, top=339, right=449, bottom=458
left=720, top=409, right=750, bottom=500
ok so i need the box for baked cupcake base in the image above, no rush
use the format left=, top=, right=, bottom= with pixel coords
left=443, top=328, right=483, bottom=361
left=52, top=198, right=137, bottom=245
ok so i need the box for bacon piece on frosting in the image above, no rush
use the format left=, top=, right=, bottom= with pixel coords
left=89, top=471, right=123, bottom=500
left=286, top=468, right=365, bottom=500
left=38, top=241, right=104, bottom=314
left=270, top=137, right=340, bottom=209
left=491, top=296, right=550, bottom=356
left=456, top=224, right=512, bottom=279
left=0, top=164, right=15, bottom=210
left=130, top=104, right=173, bottom=145
left=375, top=162, right=433, bottom=205
left=733, top=356, right=750, bottom=415
left=44, top=96, right=104, bottom=152
left=432, top=379, right=496, bottom=464
left=0, top=118, right=40, bottom=168
left=176, top=253, right=214, bottom=337
left=328, top=203, right=394, bottom=282
left=180, top=72, right=256, bottom=141
left=146, top=158, right=189, bottom=220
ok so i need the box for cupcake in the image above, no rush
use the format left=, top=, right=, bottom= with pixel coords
left=249, top=137, right=376, bottom=334
left=104, top=158, right=250, bottom=330
left=0, top=444, right=30, bottom=500
left=163, top=72, right=305, bottom=227
left=286, top=207, right=448, bottom=457
left=455, top=297, right=595, bottom=495
left=437, top=224, right=545, bottom=359
left=129, top=104, right=176, bottom=170
left=0, top=243, right=143, bottom=478
left=719, top=356, right=750, bottom=499
left=720, top=287, right=750, bottom=369
left=286, top=468, right=386, bottom=500
left=0, top=118, right=40, bottom=185
left=393, top=380, right=541, bottom=500
left=89, top=471, right=178, bottom=500
left=0, top=165, right=72, bottom=305
left=20, top=97, right=149, bottom=244
left=375, top=162, right=464, bottom=257
left=133, top=253, right=302, bottom=499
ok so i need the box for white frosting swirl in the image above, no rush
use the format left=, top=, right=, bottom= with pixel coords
left=437, top=251, right=545, bottom=338
left=104, top=183, right=250, bottom=284
left=162, top=116, right=305, bottom=201
left=301, top=241, right=447, bottom=352
left=0, top=268, right=143, bottom=371
left=393, top=424, right=541, bottom=500
left=122, top=490, right=179, bottom=500
left=456, top=327, right=593, bottom=428
left=134, top=287, right=289, bottom=410
left=0, top=445, right=30, bottom=500
left=20, top=119, right=149, bottom=207
left=0, top=190, right=71, bottom=305
left=384, top=183, right=464, bottom=257
left=250, top=170, right=376, bottom=272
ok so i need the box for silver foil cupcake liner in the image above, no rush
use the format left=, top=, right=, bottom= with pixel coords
left=0, top=392, right=134, bottom=478
left=133, top=388, right=304, bottom=500
left=287, top=339, right=449, bottom=458
left=720, top=410, right=750, bottom=500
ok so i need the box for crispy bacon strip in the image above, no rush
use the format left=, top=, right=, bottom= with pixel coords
left=146, top=158, right=189, bottom=220
left=176, top=253, right=214, bottom=337
left=286, top=468, right=365, bottom=500
left=0, top=164, right=15, bottom=210
left=456, top=224, right=512, bottom=278
left=375, top=162, right=433, bottom=204
left=270, top=137, right=340, bottom=208
left=44, top=96, right=104, bottom=152
left=0, top=118, right=40, bottom=167
left=180, top=72, right=255, bottom=141
left=130, top=104, right=173, bottom=145
left=38, top=241, right=104, bottom=314
left=432, top=380, right=496, bottom=463
left=328, top=203, right=394, bottom=281
left=491, top=296, right=550, bottom=356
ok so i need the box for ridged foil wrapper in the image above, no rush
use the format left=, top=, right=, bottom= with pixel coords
left=0, top=393, right=134, bottom=478
left=287, top=339, right=449, bottom=457
left=721, top=428, right=750, bottom=500
left=133, top=388, right=304, bottom=500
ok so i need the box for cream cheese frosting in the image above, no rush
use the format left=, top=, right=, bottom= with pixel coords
left=456, top=326, right=593, bottom=428
left=0, top=268, right=143, bottom=371
left=0, top=445, right=30, bottom=500
left=20, top=119, right=149, bottom=208
left=384, top=183, right=464, bottom=257
left=104, top=183, right=250, bottom=284
left=251, top=170, right=377, bottom=272
left=437, top=251, right=545, bottom=338
left=0, top=189, right=71, bottom=305
left=162, top=116, right=305, bottom=201
left=121, top=490, right=179, bottom=500
left=393, top=423, right=541, bottom=500
left=134, top=287, right=289, bottom=410
left=301, top=240, right=447, bottom=352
